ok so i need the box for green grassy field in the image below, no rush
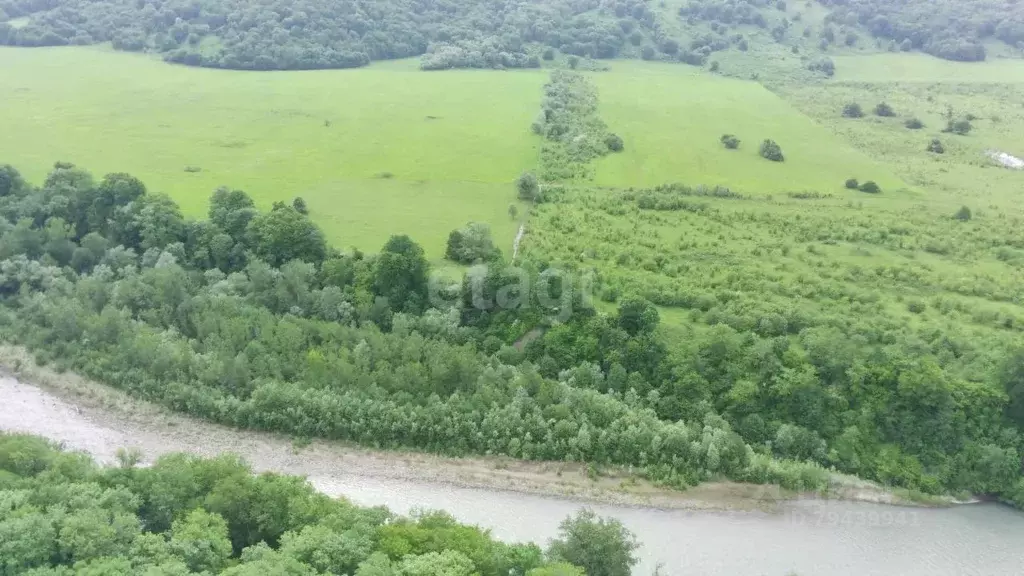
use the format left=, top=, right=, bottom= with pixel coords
left=0, top=47, right=544, bottom=257
left=775, top=54, right=1024, bottom=212
left=831, top=53, right=1024, bottom=83
left=589, top=61, right=907, bottom=194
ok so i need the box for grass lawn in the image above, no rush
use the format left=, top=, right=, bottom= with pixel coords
left=589, top=61, right=906, bottom=194
left=0, top=46, right=543, bottom=257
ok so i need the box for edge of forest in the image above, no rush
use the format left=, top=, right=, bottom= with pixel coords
left=0, top=344, right=953, bottom=512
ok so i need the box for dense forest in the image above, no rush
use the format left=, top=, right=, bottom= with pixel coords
left=0, top=0, right=1022, bottom=69
left=0, top=432, right=639, bottom=575
left=0, top=160, right=1023, bottom=506
left=0, top=0, right=661, bottom=70
left=0, top=161, right=831, bottom=496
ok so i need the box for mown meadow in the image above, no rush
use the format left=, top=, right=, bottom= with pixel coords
left=589, top=61, right=905, bottom=193
left=0, top=47, right=544, bottom=257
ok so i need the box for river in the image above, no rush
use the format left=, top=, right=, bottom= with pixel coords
left=1, top=375, right=1022, bottom=576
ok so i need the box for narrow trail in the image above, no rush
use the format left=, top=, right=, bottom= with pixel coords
left=512, top=223, right=525, bottom=261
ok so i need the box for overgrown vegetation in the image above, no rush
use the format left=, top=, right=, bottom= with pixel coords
left=0, top=433, right=636, bottom=575
left=0, top=161, right=833, bottom=498
left=533, top=71, right=621, bottom=182
left=525, top=183, right=1024, bottom=506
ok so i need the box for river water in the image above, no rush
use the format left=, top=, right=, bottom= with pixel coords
left=1, top=376, right=1022, bottom=576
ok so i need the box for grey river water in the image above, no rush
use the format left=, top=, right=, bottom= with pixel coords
left=1, top=376, right=1022, bottom=576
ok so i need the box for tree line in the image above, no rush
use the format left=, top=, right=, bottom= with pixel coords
left=0, top=433, right=638, bottom=576
left=0, top=0, right=661, bottom=71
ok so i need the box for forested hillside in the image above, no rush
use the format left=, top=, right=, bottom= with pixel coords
left=0, top=0, right=1021, bottom=70
left=0, top=433, right=635, bottom=575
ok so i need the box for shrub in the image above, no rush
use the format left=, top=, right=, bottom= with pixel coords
left=842, top=103, right=864, bottom=118
left=858, top=180, right=881, bottom=193
left=954, top=206, right=972, bottom=221
left=567, top=55, right=579, bottom=69
left=640, top=45, right=656, bottom=60
left=845, top=178, right=859, bottom=189
left=874, top=102, right=896, bottom=117
left=759, top=139, right=784, bottom=162
left=858, top=181, right=881, bottom=193
left=905, top=117, right=924, bottom=129
left=605, top=133, right=624, bottom=152
left=927, top=138, right=945, bottom=154
left=542, top=47, right=555, bottom=61
left=907, top=300, right=926, bottom=314
left=807, top=56, right=834, bottom=77
left=944, top=118, right=972, bottom=135
left=709, top=60, right=720, bottom=72
left=720, top=134, right=740, bottom=149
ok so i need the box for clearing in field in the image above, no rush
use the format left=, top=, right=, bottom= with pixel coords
left=589, top=61, right=906, bottom=194
left=0, top=47, right=544, bottom=257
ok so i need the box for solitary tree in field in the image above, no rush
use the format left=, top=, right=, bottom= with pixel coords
left=517, top=171, right=540, bottom=201
left=905, top=117, right=924, bottom=129
left=927, top=138, right=945, bottom=154
left=874, top=102, right=896, bottom=117
left=720, top=134, right=740, bottom=149
left=954, top=205, right=972, bottom=221
left=845, top=178, right=859, bottom=189
left=759, top=139, right=785, bottom=162
left=842, top=102, right=864, bottom=118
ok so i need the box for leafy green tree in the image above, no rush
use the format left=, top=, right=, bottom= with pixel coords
left=292, top=197, right=309, bottom=215
left=446, top=222, right=498, bottom=264
left=845, top=178, right=859, bottom=189
left=397, top=551, right=476, bottom=576
left=953, top=206, right=972, bottom=221
left=279, top=523, right=375, bottom=575
left=373, top=235, right=429, bottom=314
left=0, top=164, right=25, bottom=197
left=169, top=508, right=232, bottom=573
left=517, top=172, right=540, bottom=202
left=58, top=507, right=140, bottom=564
left=209, top=187, right=258, bottom=240
left=546, top=509, right=638, bottom=576
left=246, top=206, right=327, bottom=266
left=0, top=510, right=59, bottom=573
left=616, top=297, right=659, bottom=336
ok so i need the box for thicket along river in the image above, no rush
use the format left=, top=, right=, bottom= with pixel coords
left=1, top=375, right=1023, bottom=576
